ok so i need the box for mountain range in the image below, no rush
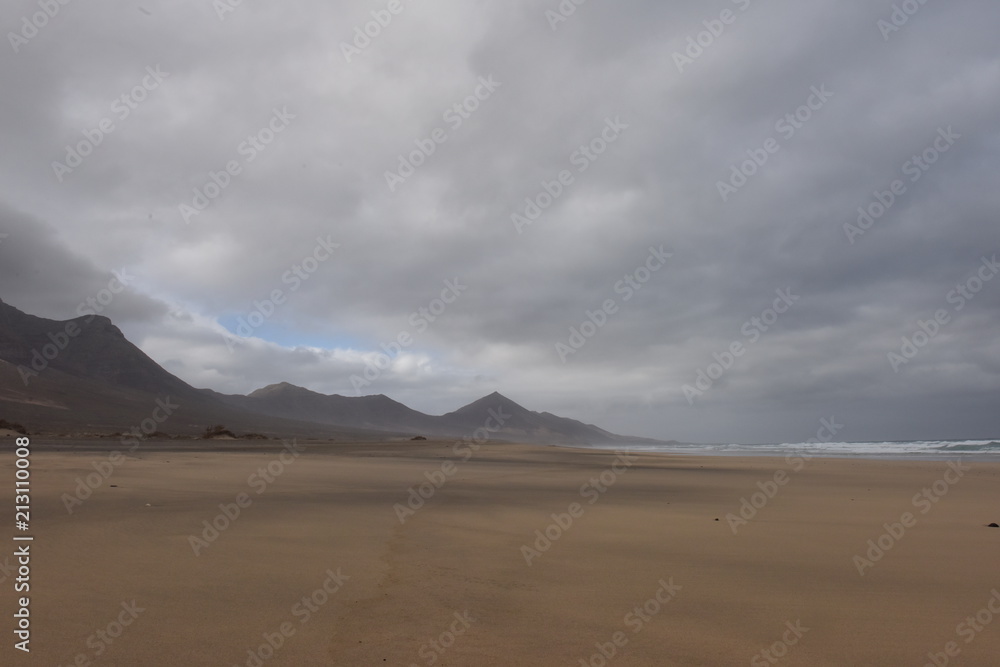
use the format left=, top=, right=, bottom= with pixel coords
left=0, top=298, right=663, bottom=445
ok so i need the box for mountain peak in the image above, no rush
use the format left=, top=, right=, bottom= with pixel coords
left=446, top=391, right=532, bottom=420
left=0, top=298, right=195, bottom=395
left=0, top=298, right=114, bottom=329
left=248, top=382, right=310, bottom=398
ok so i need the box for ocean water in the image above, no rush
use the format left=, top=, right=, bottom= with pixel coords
left=582, top=439, right=1000, bottom=460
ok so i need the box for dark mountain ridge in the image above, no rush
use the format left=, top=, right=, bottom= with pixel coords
left=0, top=298, right=664, bottom=444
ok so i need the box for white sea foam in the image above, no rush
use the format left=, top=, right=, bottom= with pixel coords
left=576, top=439, right=1000, bottom=459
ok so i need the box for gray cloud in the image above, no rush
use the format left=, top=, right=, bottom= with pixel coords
left=1, top=0, right=998, bottom=442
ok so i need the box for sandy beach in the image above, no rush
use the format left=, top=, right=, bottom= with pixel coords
left=3, top=438, right=999, bottom=666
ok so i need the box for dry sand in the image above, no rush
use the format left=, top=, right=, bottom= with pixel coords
left=2, top=438, right=999, bottom=666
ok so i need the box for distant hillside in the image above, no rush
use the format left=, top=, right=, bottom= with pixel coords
left=0, top=298, right=667, bottom=444
left=437, top=391, right=629, bottom=444
left=220, top=385, right=662, bottom=445
left=212, top=382, right=441, bottom=433
left=0, top=299, right=193, bottom=396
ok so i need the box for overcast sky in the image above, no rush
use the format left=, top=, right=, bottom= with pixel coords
left=1, top=0, right=998, bottom=444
